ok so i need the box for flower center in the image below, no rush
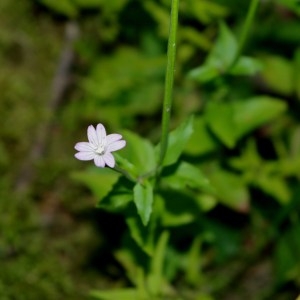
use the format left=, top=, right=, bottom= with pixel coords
left=95, top=144, right=105, bottom=155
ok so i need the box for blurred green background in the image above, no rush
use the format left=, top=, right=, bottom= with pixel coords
left=0, top=0, right=300, bottom=299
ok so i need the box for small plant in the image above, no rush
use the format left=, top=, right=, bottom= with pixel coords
left=71, top=0, right=300, bottom=299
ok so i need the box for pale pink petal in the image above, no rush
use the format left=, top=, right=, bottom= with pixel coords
left=74, top=142, right=94, bottom=152
left=106, top=140, right=126, bottom=152
left=94, top=155, right=105, bottom=167
left=96, top=123, right=106, bottom=144
left=103, top=152, right=115, bottom=168
left=87, top=125, right=98, bottom=147
left=106, top=134, right=122, bottom=145
left=75, top=151, right=95, bottom=161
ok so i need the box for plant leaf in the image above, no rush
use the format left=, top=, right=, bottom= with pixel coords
left=162, top=161, right=215, bottom=194
left=71, top=167, right=120, bottom=200
left=157, top=115, right=194, bottom=166
left=120, top=130, right=156, bottom=175
left=205, top=101, right=236, bottom=148
left=209, top=169, right=250, bottom=212
left=126, top=214, right=155, bottom=256
left=97, top=176, right=134, bottom=212
left=188, top=22, right=237, bottom=82
left=39, top=0, right=78, bottom=17
left=147, top=231, right=169, bottom=296
left=233, top=96, right=287, bottom=138
left=230, top=56, right=262, bottom=76
left=133, top=181, right=154, bottom=226
left=185, top=116, right=219, bottom=155
left=90, top=288, right=139, bottom=300
left=206, top=22, right=237, bottom=70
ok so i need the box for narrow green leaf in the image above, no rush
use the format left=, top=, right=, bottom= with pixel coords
left=188, top=64, right=219, bottom=83
left=186, top=237, right=203, bottom=285
left=126, top=214, right=155, bottom=255
left=114, top=249, right=146, bottom=289
left=90, top=288, right=138, bottom=300
left=275, top=224, right=300, bottom=284
left=157, top=115, right=194, bottom=166
left=147, top=231, right=169, bottom=296
left=39, top=0, right=78, bottom=17
left=133, top=181, right=154, bottom=226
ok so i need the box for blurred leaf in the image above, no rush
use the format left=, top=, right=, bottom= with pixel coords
left=202, top=219, right=241, bottom=261
left=260, top=55, right=293, bottom=95
left=207, top=22, right=237, bottom=69
left=158, top=191, right=198, bottom=227
left=294, top=48, right=300, bottom=100
left=188, top=22, right=237, bottom=82
left=180, top=27, right=212, bottom=51
left=126, top=213, right=155, bottom=256
left=195, top=194, right=218, bottom=212
left=229, top=139, right=261, bottom=172
left=39, top=0, right=78, bottom=17
left=143, top=1, right=170, bottom=37
left=121, top=130, right=156, bottom=175
left=255, top=175, right=291, bottom=204
left=114, top=248, right=146, bottom=289
left=188, top=64, right=220, bottom=83
left=209, top=169, right=250, bottom=212
left=157, top=115, right=194, bottom=166
left=233, top=96, right=287, bottom=138
left=73, top=0, right=103, bottom=8
left=277, top=0, right=300, bottom=16
left=162, top=161, right=215, bottom=194
left=71, top=167, right=120, bottom=200
left=187, top=0, right=228, bottom=24
left=206, top=101, right=236, bottom=148
left=230, top=56, right=262, bottom=76
left=186, top=237, right=203, bottom=285
left=147, top=231, right=169, bottom=296
left=203, top=96, right=286, bottom=148
left=274, top=224, right=300, bottom=284
left=90, top=289, right=139, bottom=300
left=185, top=116, right=219, bottom=155
left=276, top=157, right=300, bottom=176
left=97, top=176, right=134, bottom=212
left=83, top=47, right=165, bottom=106
left=189, top=22, right=262, bottom=81
left=133, top=181, right=154, bottom=226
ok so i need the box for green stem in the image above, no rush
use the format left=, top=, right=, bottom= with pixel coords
left=229, top=0, right=260, bottom=69
left=113, top=165, right=136, bottom=182
left=158, top=0, right=179, bottom=167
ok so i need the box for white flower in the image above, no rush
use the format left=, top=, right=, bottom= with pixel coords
left=74, top=123, right=126, bottom=168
